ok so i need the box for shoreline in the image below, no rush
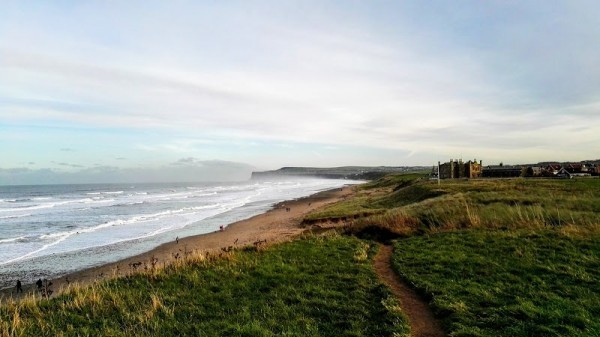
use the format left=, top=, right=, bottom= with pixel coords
left=2, top=185, right=356, bottom=300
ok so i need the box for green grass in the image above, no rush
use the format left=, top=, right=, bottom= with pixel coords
left=361, top=173, right=427, bottom=189
left=352, top=177, right=600, bottom=236
left=344, top=175, right=600, bottom=335
left=4, top=173, right=599, bottom=336
left=373, top=184, right=446, bottom=209
left=1, top=235, right=409, bottom=337
left=303, top=195, right=385, bottom=221
left=391, top=230, right=600, bottom=337
left=305, top=174, right=426, bottom=221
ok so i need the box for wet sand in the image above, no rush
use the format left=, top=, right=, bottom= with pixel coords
left=2, top=186, right=355, bottom=300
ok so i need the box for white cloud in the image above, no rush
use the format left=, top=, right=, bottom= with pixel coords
left=1, top=1, right=599, bottom=172
left=0, top=159, right=254, bottom=185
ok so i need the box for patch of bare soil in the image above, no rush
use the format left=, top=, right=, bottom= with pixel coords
left=373, top=245, right=445, bottom=337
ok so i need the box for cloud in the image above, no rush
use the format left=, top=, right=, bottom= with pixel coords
left=51, top=161, right=84, bottom=169
left=0, top=2, right=599, bottom=168
left=0, top=159, right=255, bottom=185
left=172, top=157, right=198, bottom=166
left=58, top=162, right=84, bottom=168
left=0, top=167, right=30, bottom=174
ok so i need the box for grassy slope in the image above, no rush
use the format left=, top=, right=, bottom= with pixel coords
left=308, top=174, right=599, bottom=336
left=1, top=235, right=409, bottom=337
left=352, top=177, right=600, bottom=236
left=3, top=174, right=599, bottom=336
left=305, top=173, right=428, bottom=221
left=392, top=230, right=599, bottom=337
left=341, top=175, right=600, bottom=336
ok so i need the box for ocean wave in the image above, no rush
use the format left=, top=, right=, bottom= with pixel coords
left=12, top=203, right=224, bottom=262
left=0, top=236, right=27, bottom=244
left=192, top=191, right=218, bottom=197
left=86, top=198, right=115, bottom=204
left=0, top=203, right=55, bottom=212
left=0, top=179, right=364, bottom=270
left=112, top=201, right=145, bottom=207
left=131, top=190, right=217, bottom=202
left=38, top=203, right=222, bottom=241
left=0, top=213, right=32, bottom=220
left=0, top=197, right=116, bottom=213
left=0, top=232, right=74, bottom=266
left=86, top=191, right=124, bottom=195
left=4, top=198, right=30, bottom=203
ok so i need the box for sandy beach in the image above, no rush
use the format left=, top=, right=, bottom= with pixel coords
left=2, top=186, right=355, bottom=300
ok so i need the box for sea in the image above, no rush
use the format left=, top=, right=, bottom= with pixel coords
left=0, top=178, right=362, bottom=289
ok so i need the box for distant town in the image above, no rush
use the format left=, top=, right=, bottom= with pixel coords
left=433, top=159, right=600, bottom=179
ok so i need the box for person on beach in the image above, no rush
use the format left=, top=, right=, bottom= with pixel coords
left=36, top=278, right=43, bottom=289
left=15, top=280, right=22, bottom=293
left=176, top=236, right=179, bottom=244
left=219, top=225, right=224, bottom=231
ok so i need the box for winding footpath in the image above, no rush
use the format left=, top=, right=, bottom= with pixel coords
left=373, top=245, right=445, bottom=337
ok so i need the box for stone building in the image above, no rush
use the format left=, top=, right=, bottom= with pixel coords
left=438, top=159, right=482, bottom=179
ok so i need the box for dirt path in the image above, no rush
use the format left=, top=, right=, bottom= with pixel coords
left=373, top=245, right=445, bottom=337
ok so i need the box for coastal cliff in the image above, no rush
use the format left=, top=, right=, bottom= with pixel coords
left=251, top=166, right=427, bottom=180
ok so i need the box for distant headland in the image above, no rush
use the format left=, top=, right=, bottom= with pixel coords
left=251, top=166, right=429, bottom=180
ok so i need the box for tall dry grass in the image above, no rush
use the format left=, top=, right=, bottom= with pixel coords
left=350, top=177, right=600, bottom=238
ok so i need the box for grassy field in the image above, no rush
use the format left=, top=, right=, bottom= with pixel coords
left=304, top=173, right=427, bottom=221
left=350, top=177, right=600, bottom=237
left=0, top=235, right=409, bottom=337
left=340, top=175, right=600, bottom=336
left=392, top=230, right=600, bottom=337
left=2, top=174, right=599, bottom=336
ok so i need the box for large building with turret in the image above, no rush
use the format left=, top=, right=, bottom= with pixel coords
left=438, top=159, right=482, bottom=179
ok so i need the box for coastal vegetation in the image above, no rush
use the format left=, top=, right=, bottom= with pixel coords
left=392, top=230, right=599, bottom=336
left=2, top=173, right=599, bottom=336
left=343, top=176, right=600, bottom=336
left=0, top=235, right=408, bottom=337
left=304, top=173, right=427, bottom=222
left=307, top=175, right=599, bottom=336
left=349, top=176, right=600, bottom=238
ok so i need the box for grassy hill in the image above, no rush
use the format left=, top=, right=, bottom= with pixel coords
left=2, top=174, right=599, bottom=336
left=392, top=230, right=599, bottom=336
left=316, top=175, right=600, bottom=336
left=1, top=236, right=408, bottom=337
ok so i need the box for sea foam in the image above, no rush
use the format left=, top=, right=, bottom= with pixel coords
left=0, top=178, right=363, bottom=288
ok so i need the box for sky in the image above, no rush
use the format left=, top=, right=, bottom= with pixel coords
left=1, top=1, right=599, bottom=184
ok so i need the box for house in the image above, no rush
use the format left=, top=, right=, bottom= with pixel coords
left=545, top=164, right=562, bottom=175
left=576, top=163, right=598, bottom=175
left=566, top=163, right=583, bottom=174
left=528, top=166, right=544, bottom=177
left=556, top=168, right=572, bottom=179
